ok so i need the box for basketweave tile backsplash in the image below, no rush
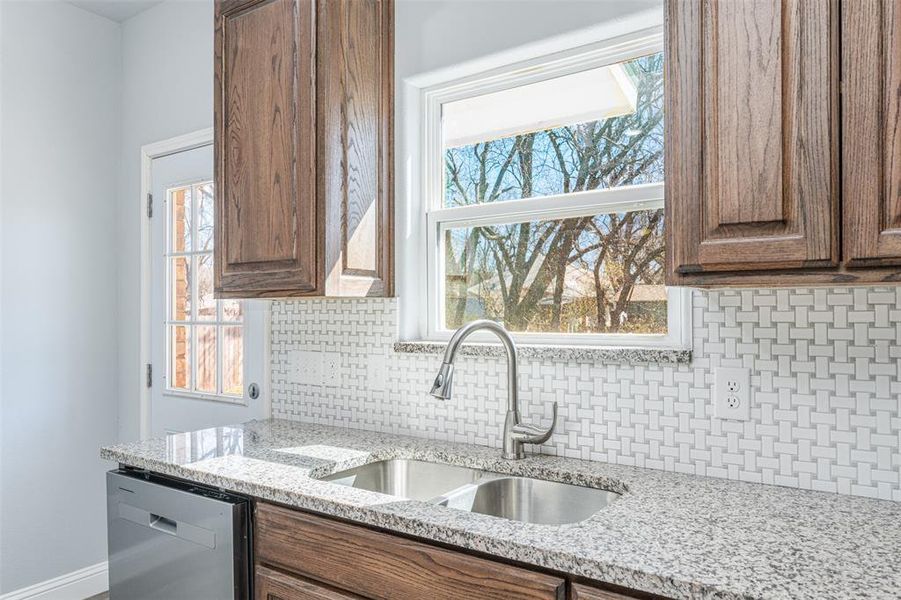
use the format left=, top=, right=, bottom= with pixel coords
left=269, top=287, right=901, bottom=502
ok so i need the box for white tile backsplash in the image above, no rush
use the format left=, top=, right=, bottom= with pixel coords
left=269, top=287, right=901, bottom=501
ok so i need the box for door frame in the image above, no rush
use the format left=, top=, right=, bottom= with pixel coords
left=138, top=129, right=270, bottom=439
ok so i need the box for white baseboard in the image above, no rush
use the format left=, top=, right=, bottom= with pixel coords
left=0, top=562, right=108, bottom=600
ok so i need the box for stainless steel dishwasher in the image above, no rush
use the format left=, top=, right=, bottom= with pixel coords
left=106, top=469, right=250, bottom=599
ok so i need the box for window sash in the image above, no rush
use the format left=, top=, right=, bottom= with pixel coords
left=425, top=183, right=684, bottom=347
left=430, top=183, right=663, bottom=228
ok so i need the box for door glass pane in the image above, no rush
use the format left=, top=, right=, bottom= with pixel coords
left=196, top=325, right=217, bottom=393
left=222, top=326, right=243, bottom=396
left=170, top=186, right=193, bottom=252
left=222, top=299, right=243, bottom=322
left=165, top=179, right=245, bottom=399
left=197, top=183, right=214, bottom=251
left=443, top=209, right=666, bottom=334
left=170, top=325, right=191, bottom=390
left=170, top=257, right=192, bottom=321
left=196, top=254, right=216, bottom=321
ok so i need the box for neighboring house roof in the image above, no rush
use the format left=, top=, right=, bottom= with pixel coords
left=463, top=258, right=664, bottom=305
left=628, top=284, right=667, bottom=302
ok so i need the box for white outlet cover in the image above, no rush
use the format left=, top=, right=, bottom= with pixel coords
left=295, top=350, right=322, bottom=386
left=714, top=367, right=750, bottom=421
left=322, top=352, right=341, bottom=387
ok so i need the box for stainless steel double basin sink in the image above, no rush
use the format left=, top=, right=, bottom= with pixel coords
left=318, top=459, right=620, bottom=525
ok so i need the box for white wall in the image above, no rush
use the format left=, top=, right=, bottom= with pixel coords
left=117, top=0, right=214, bottom=441
left=0, top=1, right=121, bottom=592
left=395, top=0, right=659, bottom=77
left=0, top=0, right=214, bottom=591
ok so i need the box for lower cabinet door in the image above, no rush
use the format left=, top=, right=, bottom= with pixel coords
left=255, top=565, right=361, bottom=600
left=255, top=502, right=566, bottom=600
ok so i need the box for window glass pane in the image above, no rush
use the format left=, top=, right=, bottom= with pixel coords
left=222, top=326, right=243, bottom=396
left=170, top=325, right=191, bottom=390
left=170, top=186, right=192, bottom=252
left=222, top=299, right=243, bottom=322
left=197, top=183, right=214, bottom=252
left=443, top=53, right=663, bottom=208
left=170, top=256, right=192, bottom=321
left=196, top=325, right=217, bottom=393
left=196, top=254, right=216, bottom=321
left=443, top=209, right=666, bottom=334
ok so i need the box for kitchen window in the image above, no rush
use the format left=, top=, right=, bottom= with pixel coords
left=421, top=33, right=689, bottom=347
left=166, top=181, right=245, bottom=399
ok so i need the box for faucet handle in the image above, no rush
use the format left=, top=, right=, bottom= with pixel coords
left=510, top=401, right=558, bottom=445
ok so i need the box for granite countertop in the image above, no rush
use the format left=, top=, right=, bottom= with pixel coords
left=101, top=419, right=901, bottom=600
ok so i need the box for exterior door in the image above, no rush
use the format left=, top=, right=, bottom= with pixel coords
left=150, top=144, right=266, bottom=436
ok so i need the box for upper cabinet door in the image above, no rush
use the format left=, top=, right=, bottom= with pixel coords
left=666, top=0, right=839, bottom=284
left=214, top=0, right=319, bottom=298
left=318, top=0, right=394, bottom=297
left=842, top=0, right=901, bottom=267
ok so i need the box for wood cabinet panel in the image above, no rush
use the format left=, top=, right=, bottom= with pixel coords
left=256, top=565, right=362, bottom=600
left=215, top=0, right=319, bottom=297
left=666, top=0, right=839, bottom=283
left=318, top=0, right=394, bottom=296
left=842, top=0, right=901, bottom=266
left=254, top=503, right=565, bottom=600
left=702, top=0, right=784, bottom=228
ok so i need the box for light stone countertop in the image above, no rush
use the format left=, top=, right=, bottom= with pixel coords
left=101, top=419, right=901, bottom=600
left=392, top=341, right=691, bottom=364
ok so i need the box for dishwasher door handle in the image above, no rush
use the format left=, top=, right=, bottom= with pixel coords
left=149, top=513, right=178, bottom=535
left=118, top=502, right=217, bottom=549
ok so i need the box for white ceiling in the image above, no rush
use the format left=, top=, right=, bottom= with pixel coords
left=68, top=0, right=164, bottom=23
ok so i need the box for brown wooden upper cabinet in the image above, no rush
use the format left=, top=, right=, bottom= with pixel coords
left=214, top=0, right=393, bottom=298
left=665, top=0, right=901, bottom=287
left=842, top=0, right=901, bottom=268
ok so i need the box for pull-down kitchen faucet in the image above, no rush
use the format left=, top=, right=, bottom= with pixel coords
left=429, top=320, right=558, bottom=459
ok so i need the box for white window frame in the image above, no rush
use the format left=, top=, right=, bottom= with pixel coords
left=418, top=29, right=691, bottom=349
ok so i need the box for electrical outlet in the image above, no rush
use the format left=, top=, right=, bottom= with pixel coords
left=321, top=352, right=341, bottom=387
left=715, top=367, right=750, bottom=420
left=367, top=354, right=387, bottom=391
left=293, top=350, right=322, bottom=386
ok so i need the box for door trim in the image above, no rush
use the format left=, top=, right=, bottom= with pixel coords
left=139, top=129, right=271, bottom=439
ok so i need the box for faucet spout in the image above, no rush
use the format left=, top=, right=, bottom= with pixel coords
left=428, top=320, right=556, bottom=460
